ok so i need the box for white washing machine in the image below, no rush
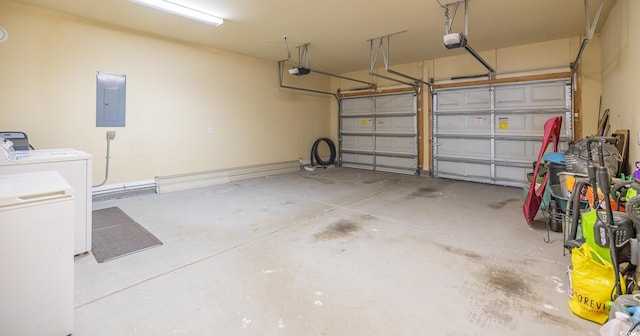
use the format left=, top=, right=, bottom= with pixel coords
left=0, top=138, right=92, bottom=255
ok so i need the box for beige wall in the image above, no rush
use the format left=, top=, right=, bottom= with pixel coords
left=600, top=0, right=640, bottom=174
left=4, top=0, right=630, bottom=182
left=0, top=1, right=333, bottom=185
left=332, top=37, right=603, bottom=173
left=579, top=36, right=603, bottom=138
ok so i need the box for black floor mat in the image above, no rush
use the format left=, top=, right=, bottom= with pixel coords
left=91, top=207, right=162, bottom=263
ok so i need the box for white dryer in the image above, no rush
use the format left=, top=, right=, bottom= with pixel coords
left=0, top=170, right=75, bottom=336
left=0, top=138, right=93, bottom=255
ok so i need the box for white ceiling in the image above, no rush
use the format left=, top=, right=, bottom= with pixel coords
left=12, top=0, right=615, bottom=74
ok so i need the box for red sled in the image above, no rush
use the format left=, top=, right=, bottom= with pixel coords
left=523, top=116, right=563, bottom=225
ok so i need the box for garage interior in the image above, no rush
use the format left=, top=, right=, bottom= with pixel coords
left=0, top=0, right=639, bottom=335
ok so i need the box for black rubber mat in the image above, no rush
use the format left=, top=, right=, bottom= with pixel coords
left=91, top=207, right=162, bottom=263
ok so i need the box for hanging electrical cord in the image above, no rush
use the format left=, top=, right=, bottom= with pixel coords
left=93, top=131, right=115, bottom=187
left=310, top=138, right=336, bottom=167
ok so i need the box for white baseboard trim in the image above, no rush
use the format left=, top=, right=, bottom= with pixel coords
left=155, top=160, right=300, bottom=194
left=92, top=179, right=156, bottom=196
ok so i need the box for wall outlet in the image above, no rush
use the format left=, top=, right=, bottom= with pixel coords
left=208, top=127, right=214, bottom=134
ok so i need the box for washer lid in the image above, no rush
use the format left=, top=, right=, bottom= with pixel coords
left=0, top=171, right=73, bottom=208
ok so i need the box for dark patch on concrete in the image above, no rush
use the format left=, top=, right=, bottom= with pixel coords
left=436, top=243, right=482, bottom=260
left=361, top=178, right=401, bottom=186
left=487, top=198, right=519, bottom=209
left=415, top=187, right=438, bottom=193
left=302, top=176, right=334, bottom=184
left=536, top=310, right=568, bottom=324
left=314, top=220, right=361, bottom=240
left=485, top=266, right=531, bottom=299
left=408, top=187, right=442, bottom=199
left=383, top=178, right=401, bottom=186
left=536, top=310, right=586, bottom=331
left=482, top=299, right=514, bottom=325
left=467, top=297, right=516, bottom=329
left=518, top=258, right=538, bottom=267
left=359, top=214, right=377, bottom=221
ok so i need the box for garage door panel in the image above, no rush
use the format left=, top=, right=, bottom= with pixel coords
left=341, top=97, right=374, bottom=115
left=495, top=86, right=525, bottom=105
left=341, top=118, right=374, bottom=132
left=494, top=139, right=566, bottom=164
left=495, top=115, right=526, bottom=133
left=376, top=116, right=415, bottom=133
left=341, top=135, right=374, bottom=151
left=376, top=95, right=414, bottom=113
left=437, top=115, right=491, bottom=134
left=495, top=140, right=539, bottom=162
left=495, top=165, right=527, bottom=181
left=531, top=84, right=566, bottom=104
left=528, top=113, right=566, bottom=135
left=434, top=79, right=572, bottom=186
left=495, top=82, right=566, bottom=109
left=437, top=161, right=491, bottom=178
left=495, top=113, right=568, bottom=137
left=437, top=138, right=491, bottom=159
left=436, top=89, right=490, bottom=111
left=376, top=137, right=415, bottom=154
left=341, top=153, right=374, bottom=165
left=340, top=93, right=417, bottom=175
left=495, top=166, right=529, bottom=187
left=376, top=156, right=416, bottom=169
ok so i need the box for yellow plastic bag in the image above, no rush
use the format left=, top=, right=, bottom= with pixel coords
left=568, top=243, right=624, bottom=324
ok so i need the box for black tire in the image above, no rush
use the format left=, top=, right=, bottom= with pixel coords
left=548, top=199, right=562, bottom=232
left=626, top=195, right=640, bottom=225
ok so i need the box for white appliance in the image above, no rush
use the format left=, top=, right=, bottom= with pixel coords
left=0, top=170, right=74, bottom=336
left=0, top=137, right=92, bottom=255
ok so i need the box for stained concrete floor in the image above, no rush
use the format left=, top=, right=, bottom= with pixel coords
left=75, top=167, right=600, bottom=335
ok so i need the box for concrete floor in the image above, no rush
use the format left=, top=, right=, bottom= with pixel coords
left=75, top=168, right=600, bottom=335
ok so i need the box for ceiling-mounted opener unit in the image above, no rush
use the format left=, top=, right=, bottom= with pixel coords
left=438, top=0, right=495, bottom=75
left=288, top=43, right=311, bottom=76
left=278, top=39, right=376, bottom=97
left=440, top=0, right=467, bottom=49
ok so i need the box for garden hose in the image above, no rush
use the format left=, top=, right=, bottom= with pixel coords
left=310, top=138, right=336, bottom=167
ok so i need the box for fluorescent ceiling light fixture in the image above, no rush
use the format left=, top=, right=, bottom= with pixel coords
left=129, top=0, right=223, bottom=26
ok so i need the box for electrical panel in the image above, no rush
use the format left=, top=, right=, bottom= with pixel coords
left=96, top=71, right=126, bottom=127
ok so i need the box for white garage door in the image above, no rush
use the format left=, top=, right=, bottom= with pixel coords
left=432, top=79, right=573, bottom=187
left=339, top=92, right=418, bottom=175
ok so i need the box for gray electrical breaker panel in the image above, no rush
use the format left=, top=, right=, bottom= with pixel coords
left=96, top=71, right=126, bottom=127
